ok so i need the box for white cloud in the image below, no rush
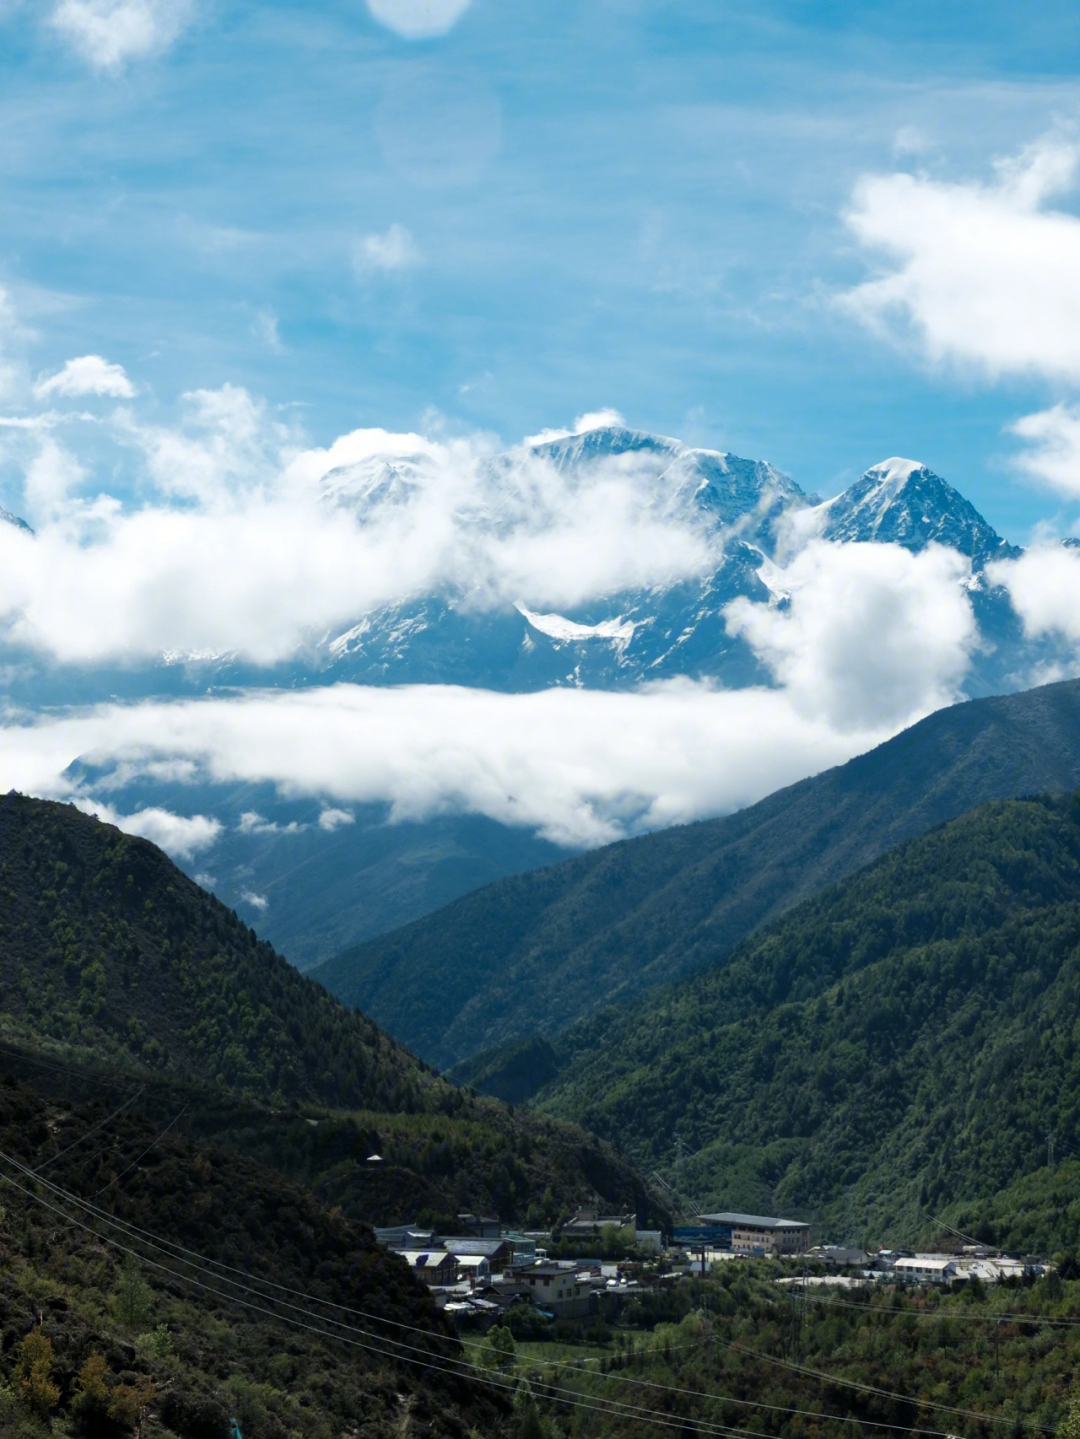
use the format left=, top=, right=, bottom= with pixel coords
left=573, top=408, right=626, bottom=433
left=524, top=409, right=627, bottom=446
left=987, top=544, right=1080, bottom=647
left=724, top=540, right=976, bottom=732
left=366, top=0, right=472, bottom=40
left=252, top=311, right=283, bottom=354
left=841, top=136, right=1080, bottom=382
left=237, top=810, right=304, bottom=835
left=1008, top=403, right=1080, bottom=499
left=23, top=438, right=86, bottom=520
left=50, top=0, right=194, bottom=70
left=0, top=395, right=714, bottom=665
left=240, top=889, right=269, bottom=911
left=318, top=807, right=355, bottom=831
left=0, top=650, right=969, bottom=850
left=352, top=224, right=422, bottom=275
left=34, top=355, right=135, bottom=400
left=72, top=799, right=221, bottom=860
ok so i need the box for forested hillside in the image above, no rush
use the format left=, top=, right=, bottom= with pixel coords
left=313, top=676, right=1080, bottom=1068
left=535, top=792, right=1080, bottom=1242
left=0, top=1077, right=510, bottom=1438
left=0, top=793, right=661, bottom=1229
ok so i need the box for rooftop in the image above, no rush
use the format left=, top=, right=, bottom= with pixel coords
left=699, top=1212, right=809, bottom=1230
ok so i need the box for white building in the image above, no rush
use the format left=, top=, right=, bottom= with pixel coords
left=893, top=1256, right=956, bottom=1284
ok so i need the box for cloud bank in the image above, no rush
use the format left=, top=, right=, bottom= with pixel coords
left=0, top=682, right=934, bottom=851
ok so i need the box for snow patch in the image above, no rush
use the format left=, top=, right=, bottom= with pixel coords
left=516, top=604, right=636, bottom=646
left=864, top=457, right=926, bottom=489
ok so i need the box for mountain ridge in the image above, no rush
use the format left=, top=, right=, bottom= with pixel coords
left=311, top=675, right=1080, bottom=1070
left=0, top=791, right=663, bottom=1228
left=533, top=790, right=1080, bottom=1241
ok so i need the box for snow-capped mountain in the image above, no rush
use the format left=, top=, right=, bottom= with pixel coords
left=301, top=431, right=1036, bottom=696
left=0, top=427, right=1048, bottom=702
left=816, top=457, right=1021, bottom=566
left=1, top=506, right=31, bottom=533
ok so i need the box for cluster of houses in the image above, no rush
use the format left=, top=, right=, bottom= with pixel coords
left=790, top=1244, right=1048, bottom=1286
left=372, top=1208, right=1046, bottom=1326
left=373, top=1212, right=655, bottom=1324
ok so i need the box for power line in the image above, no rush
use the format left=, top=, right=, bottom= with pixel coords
left=35, top=1088, right=144, bottom=1173
left=0, top=1146, right=1050, bottom=1439
left=726, top=1339, right=1048, bottom=1431
left=91, top=1107, right=187, bottom=1198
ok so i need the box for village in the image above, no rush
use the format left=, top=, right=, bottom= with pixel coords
left=373, top=1208, right=1051, bottom=1330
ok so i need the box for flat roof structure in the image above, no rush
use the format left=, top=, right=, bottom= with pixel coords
left=699, top=1213, right=808, bottom=1230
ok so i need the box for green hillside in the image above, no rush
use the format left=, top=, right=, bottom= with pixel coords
left=534, top=791, right=1080, bottom=1242
left=311, top=675, right=1080, bottom=1069
left=0, top=793, right=662, bottom=1230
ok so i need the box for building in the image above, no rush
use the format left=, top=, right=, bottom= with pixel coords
left=439, top=1236, right=515, bottom=1269
left=509, top=1262, right=594, bottom=1317
left=399, top=1250, right=459, bottom=1286
left=456, top=1213, right=502, bottom=1238
left=453, top=1255, right=491, bottom=1286
left=373, top=1226, right=437, bottom=1251
left=499, top=1232, right=540, bottom=1264
left=560, top=1210, right=637, bottom=1242
left=699, top=1212, right=810, bottom=1256
left=807, top=1245, right=870, bottom=1268
left=893, top=1256, right=956, bottom=1285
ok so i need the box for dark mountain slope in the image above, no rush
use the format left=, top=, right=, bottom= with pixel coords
left=313, top=675, right=1080, bottom=1069
left=537, top=792, right=1080, bottom=1241
left=0, top=793, right=662, bottom=1228
left=0, top=1078, right=507, bottom=1439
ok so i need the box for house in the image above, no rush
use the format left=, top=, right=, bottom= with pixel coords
left=508, top=1262, right=594, bottom=1317
left=456, top=1213, right=502, bottom=1238
left=561, top=1210, right=637, bottom=1242
left=454, top=1255, right=492, bottom=1286
left=399, top=1250, right=459, bottom=1286
left=373, top=1225, right=438, bottom=1251
left=439, top=1236, right=515, bottom=1269
left=893, top=1256, right=956, bottom=1284
left=808, top=1245, right=870, bottom=1268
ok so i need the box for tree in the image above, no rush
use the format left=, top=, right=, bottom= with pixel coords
left=116, top=1254, right=152, bottom=1329
left=109, top=1375, right=157, bottom=1435
left=480, top=1324, right=517, bottom=1373
left=15, top=1328, right=60, bottom=1415
left=1058, top=1395, right=1080, bottom=1439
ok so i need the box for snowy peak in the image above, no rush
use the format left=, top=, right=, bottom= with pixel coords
left=864, top=456, right=927, bottom=488
left=669, top=450, right=804, bottom=537
left=528, top=424, right=683, bottom=474
left=818, top=459, right=1017, bottom=566
left=0, top=506, right=33, bottom=534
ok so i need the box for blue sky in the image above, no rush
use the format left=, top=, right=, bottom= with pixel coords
left=7, top=0, right=1080, bottom=866
left=2, top=0, right=1080, bottom=540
